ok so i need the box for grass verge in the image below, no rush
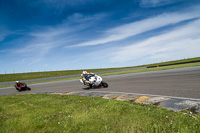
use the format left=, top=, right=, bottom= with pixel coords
left=147, top=57, right=200, bottom=68
left=0, top=94, right=199, bottom=133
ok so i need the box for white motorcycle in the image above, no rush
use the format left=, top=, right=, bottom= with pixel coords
left=80, top=74, right=108, bottom=89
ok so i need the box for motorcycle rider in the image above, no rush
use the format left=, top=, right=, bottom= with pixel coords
left=81, top=71, right=96, bottom=89
left=15, top=81, right=23, bottom=90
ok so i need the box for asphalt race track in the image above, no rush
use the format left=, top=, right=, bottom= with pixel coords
left=1, top=66, right=200, bottom=99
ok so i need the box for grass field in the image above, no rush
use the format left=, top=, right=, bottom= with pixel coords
left=0, top=94, right=199, bottom=133
left=147, top=57, right=200, bottom=68
left=0, top=57, right=200, bottom=83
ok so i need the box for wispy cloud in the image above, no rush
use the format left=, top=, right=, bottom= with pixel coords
left=110, top=19, right=200, bottom=63
left=140, top=0, right=181, bottom=8
left=9, top=13, right=107, bottom=66
left=70, top=10, right=200, bottom=48
left=0, top=50, right=6, bottom=53
left=39, top=0, right=108, bottom=15
left=28, top=58, right=42, bottom=65
left=11, top=26, right=70, bottom=66
left=21, top=58, right=26, bottom=62
left=0, top=26, right=12, bottom=42
left=41, top=0, right=94, bottom=8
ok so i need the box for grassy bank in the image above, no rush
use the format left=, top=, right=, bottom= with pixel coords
left=147, top=57, right=200, bottom=68
left=0, top=94, right=199, bottom=133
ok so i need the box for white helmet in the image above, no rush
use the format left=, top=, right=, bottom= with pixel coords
left=16, top=81, right=19, bottom=83
left=82, top=71, right=87, bottom=75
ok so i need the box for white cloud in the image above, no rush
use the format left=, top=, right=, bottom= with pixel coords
left=110, top=19, right=200, bottom=63
left=70, top=10, right=200, bottom=48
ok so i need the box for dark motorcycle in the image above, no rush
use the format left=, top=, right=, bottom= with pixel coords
left=14, top=83, right=31, bottom=92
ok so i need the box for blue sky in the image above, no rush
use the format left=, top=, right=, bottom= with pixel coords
left=0, top=0, right=200, bottom=74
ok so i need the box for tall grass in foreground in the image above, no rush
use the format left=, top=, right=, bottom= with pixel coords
left=0, top=94, right=199, bottom=133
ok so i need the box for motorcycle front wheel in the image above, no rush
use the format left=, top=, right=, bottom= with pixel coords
left=27, top=87, right=31, bottom=91
left=101, top=81, right=108, bottom=88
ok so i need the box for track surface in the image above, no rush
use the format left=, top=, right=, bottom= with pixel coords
left=1, top=66, right=200, bottom=99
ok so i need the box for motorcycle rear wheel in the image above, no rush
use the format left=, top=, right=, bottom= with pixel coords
left=89, top=84, right=93, bottom=88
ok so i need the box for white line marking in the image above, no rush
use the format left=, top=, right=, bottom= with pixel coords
left=0, top=87, right=13, bottom=90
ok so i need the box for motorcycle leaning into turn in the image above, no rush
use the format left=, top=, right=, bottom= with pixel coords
left=14, top=82, right=31, bottom=92
left=80, top=74, right=108, bottom=89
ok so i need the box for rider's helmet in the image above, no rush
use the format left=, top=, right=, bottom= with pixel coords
left=82, top=71, right=87, bottom=77
left=16, top=81, right=20, bottom=86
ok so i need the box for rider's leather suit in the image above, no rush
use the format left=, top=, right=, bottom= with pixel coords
left=81, top=73, right=96, bottom=88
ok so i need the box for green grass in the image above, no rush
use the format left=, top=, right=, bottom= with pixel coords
left=147, top=57, right=200, bottom=68
left=0, top=94, right=199, bottom=133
